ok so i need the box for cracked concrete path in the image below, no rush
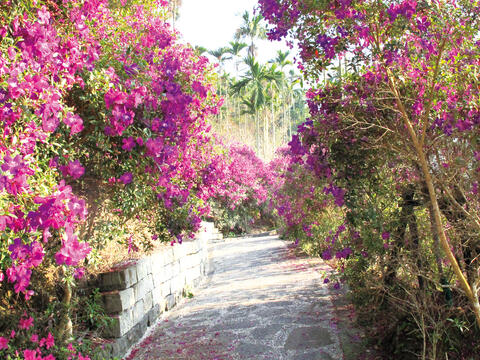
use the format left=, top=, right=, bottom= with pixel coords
left=126, top=235, right=362, bottom=360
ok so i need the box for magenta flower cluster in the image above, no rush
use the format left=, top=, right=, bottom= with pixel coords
left=0, top=0, right=265, bottom=356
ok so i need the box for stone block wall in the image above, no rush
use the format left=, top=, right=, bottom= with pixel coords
left=96, top=221, right=223, bottom=358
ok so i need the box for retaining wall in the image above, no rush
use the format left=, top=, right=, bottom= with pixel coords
left=94, top=221, right=222, bottom=358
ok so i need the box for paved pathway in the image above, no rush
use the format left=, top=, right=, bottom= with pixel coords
left=125, top=235, right=361, bottom=360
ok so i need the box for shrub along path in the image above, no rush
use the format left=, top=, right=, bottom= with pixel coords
left=125, top=235, right=366, bottom=360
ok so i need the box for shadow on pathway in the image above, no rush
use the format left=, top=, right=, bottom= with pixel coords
left=125, top=235, right=368, bottom=360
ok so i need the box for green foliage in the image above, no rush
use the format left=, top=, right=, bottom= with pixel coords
left=74, top=288, right=114, bottom=333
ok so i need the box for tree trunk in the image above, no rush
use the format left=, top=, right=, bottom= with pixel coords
left=263, top=111, right=268, bottom=159
left=57, top=278, right=73, bottom=341
left=387, top=73, right=480, bottom=327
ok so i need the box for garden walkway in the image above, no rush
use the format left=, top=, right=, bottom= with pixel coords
left=125, top=235, right=365, bottom=360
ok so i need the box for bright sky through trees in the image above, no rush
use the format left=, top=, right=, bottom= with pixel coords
left=176, top=0, right=289, bottom=64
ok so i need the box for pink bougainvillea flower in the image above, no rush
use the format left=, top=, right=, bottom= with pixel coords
left=45, top=332, right=55, bottom=349
left=1, top=154, right=24, bottom=176
left=24, top=289, right=34, bottom=300
left=60, top=160, right=85, bottom=179
left=68, top=197, right=87, bottom=219
left=55, top=226, right=91, bottom=266
left=63, top=112, right=84, bottom=135
left=119, top=172, right=133, bottom=184
left=37, top=6, right=51, bottom=25
left=0, top=336, right=8, bottom=350
left=55, top=238, right=91, bottom=266
left=74, top=267, right=85, bottom=279
left=30, top=334, right=39, bottom=343
left=122, top=137, right=136, bottom=151
left=23, top=349, right=38, bottom=360
left=19, top=316, right=34, bottom=330
left=104, top=89, right=127, bottom=109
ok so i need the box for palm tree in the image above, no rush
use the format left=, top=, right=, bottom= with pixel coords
left=208, top=47, right=230, bottom=67
left=225, top=41, right=248, bottom=74
left=231, top=56, right=282, bottom=156
left=263, top=63, right=283, bottom=158
left=208, top=47, right=230, bottom=124
left=235, top=11, right=267, bottom=58
left=269, top=50, right=291, bottom=70
left=168, top=0, right=182, bottom=29
left=193, top=45, right=208, bottom=56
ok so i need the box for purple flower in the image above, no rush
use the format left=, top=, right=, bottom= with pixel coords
left=74, top=267, right=85, bottom=279
left=382, top=231, right=390, bottom=240
left=104, top=89, right=127, bottom=110
left=60, top=160, right=85, bottom=179
left=63, top=112, right=83, bottom=135
left=119, top=172, right=133, bottom=184
left=122, top=137, right=136, bottom=151
left=1, top=154, right=24, bottom=176
left=321, top=248, right=332, bottom=261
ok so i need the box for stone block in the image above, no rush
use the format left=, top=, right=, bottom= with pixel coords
left=171, top=274, right=186, bottom=295
left=152, top=283, right=162, bottom=301
left=201, top=221, right=215, bottom=232
left=150, top=252, right=165, bottom=270
left=193, top=276, right=203, bottom=287
left=173, top=260, right=181, bottom=277
left=162, top=263, right=174, bottom=281
left=136, top=259, right=149, bottom=281
left=173, top=244, right=187, bottom=260
left=186, top=252, right=201, bottom=268
left=133, top=275, right=154, bottom=301
left=103, top=308, right=133, bottom=338
left=152, top=271, right=162, bottom=288
left=133, top=299, right=144, bottom=323
left=99, top=266, right=137, bottom=291
left=161, top=280, right=171, bottom=297
left=110, top=336, right=129, bottom=358
left=182, top=242, right=193, bottom=255
left=157, top=298, right=166, bottom=315
left=138, top=313, right=148, bottom=335
left=102, top=288, right=135, bottom=314
left=185, top=267, right=201, bottom=284
left=144, top=291, right=153, bottom=312
left=126, top=322, right=143, bottom=347
left=163, top=247, right=175, bottom=265
left=165, top=294, right=176, bottom=311
left=147, top=303, right=160, bottom=326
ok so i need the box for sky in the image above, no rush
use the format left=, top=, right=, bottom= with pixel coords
left=175, top=0, right=292, bottom=67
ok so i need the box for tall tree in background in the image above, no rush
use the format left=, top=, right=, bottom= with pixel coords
left=168, top=0, right=182, bottom=29
left=231, top=56, right=282, bottom=157
left=201, top=11, right=307, bottom=159
left=235, top=11, right=267, bottom=57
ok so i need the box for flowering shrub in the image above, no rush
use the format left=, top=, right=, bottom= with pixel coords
left=268, top=147, right=344, bottom=253
left=208, top=143, right=275, bottom=235
left=260, top=0, right=480, bottom=357
left=0, top=0, right=229, bottom=356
